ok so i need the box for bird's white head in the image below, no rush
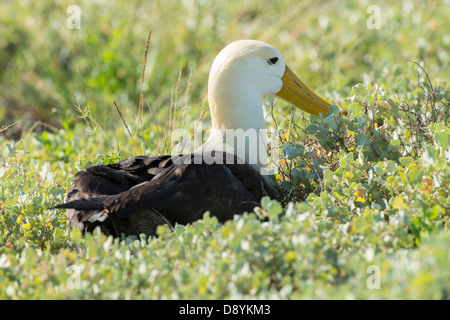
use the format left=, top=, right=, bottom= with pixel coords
left=208, top=40, right=284, bottom=131
left=209, top=40, right=286, bottom=102
left=204, top=40, right=331, bottom=173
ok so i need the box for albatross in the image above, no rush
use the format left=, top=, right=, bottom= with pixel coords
left=55, top=40, right=330, bottom=237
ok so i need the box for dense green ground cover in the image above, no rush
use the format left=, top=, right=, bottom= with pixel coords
left=0, top=0, right=449, bottom=299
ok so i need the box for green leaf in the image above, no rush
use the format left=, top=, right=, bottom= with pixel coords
left=351, top=83, right=367, bottom=96
left=373, top=163, right=385, bottom=175
left=407, top=163, right=422, bottom=185
left=306, top=125, right=318, bottom=135
left=399, top=157, right=414, bottom=167
left=281, top=180, right=293, bottom=191
left=425, top=205, right=441, bottom=220
left=323, top=169, right=334, bottom=184
left=305, top=172, right=316, bottom=179
left=324, top=115, right=337, bottom=130
left=310, top=115, right=319, bottom=123
left=356, top=115, right=369, bottom=130
left=6, top=144, right=15, bottom=155
left=266, top=200, right=283, bottom=218
left=356, top=133, right=371, bottom=146
left=284, top=144, right=305, bottom=159
left=349, top=103, right=363, bottom=117
left=365, top=95, right=376, bottom=106
left=386, top=160, right=397, bottom=173
left=69, top=228, right=83, bottom=244
left=329, top=104, right=341, bottom=116
left=434, top=131, right=449, bottom=147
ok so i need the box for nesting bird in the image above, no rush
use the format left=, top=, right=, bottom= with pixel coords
left=55, top=40, right=330, bottom=237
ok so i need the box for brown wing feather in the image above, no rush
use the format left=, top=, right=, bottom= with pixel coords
left=56, top=151, right=277, bottom=237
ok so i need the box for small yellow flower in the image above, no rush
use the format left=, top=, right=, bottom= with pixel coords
left=354, top=190, right=366, bottom=203
left=22, top=222, right=31, bottom=230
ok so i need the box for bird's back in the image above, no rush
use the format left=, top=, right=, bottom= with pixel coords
left=56, top=151, right=276, bottom=237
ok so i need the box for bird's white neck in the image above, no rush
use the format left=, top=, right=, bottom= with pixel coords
left=202, top=89, right=269, bottom=174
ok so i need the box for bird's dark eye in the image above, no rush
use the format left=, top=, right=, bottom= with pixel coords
left=267, top=57, right=278, bottom=65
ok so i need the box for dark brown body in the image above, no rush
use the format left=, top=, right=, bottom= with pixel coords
left=55, top=151, right=276, bottom=237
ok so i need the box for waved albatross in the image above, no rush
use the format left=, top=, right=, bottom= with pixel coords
left=55, top=40, right=331, bottom=237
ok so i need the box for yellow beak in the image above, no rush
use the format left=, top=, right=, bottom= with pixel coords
left=275, top=65, right=331, bottom=117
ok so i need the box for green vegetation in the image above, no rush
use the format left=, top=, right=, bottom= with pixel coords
left=0, top=0, right=449, bottom=299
